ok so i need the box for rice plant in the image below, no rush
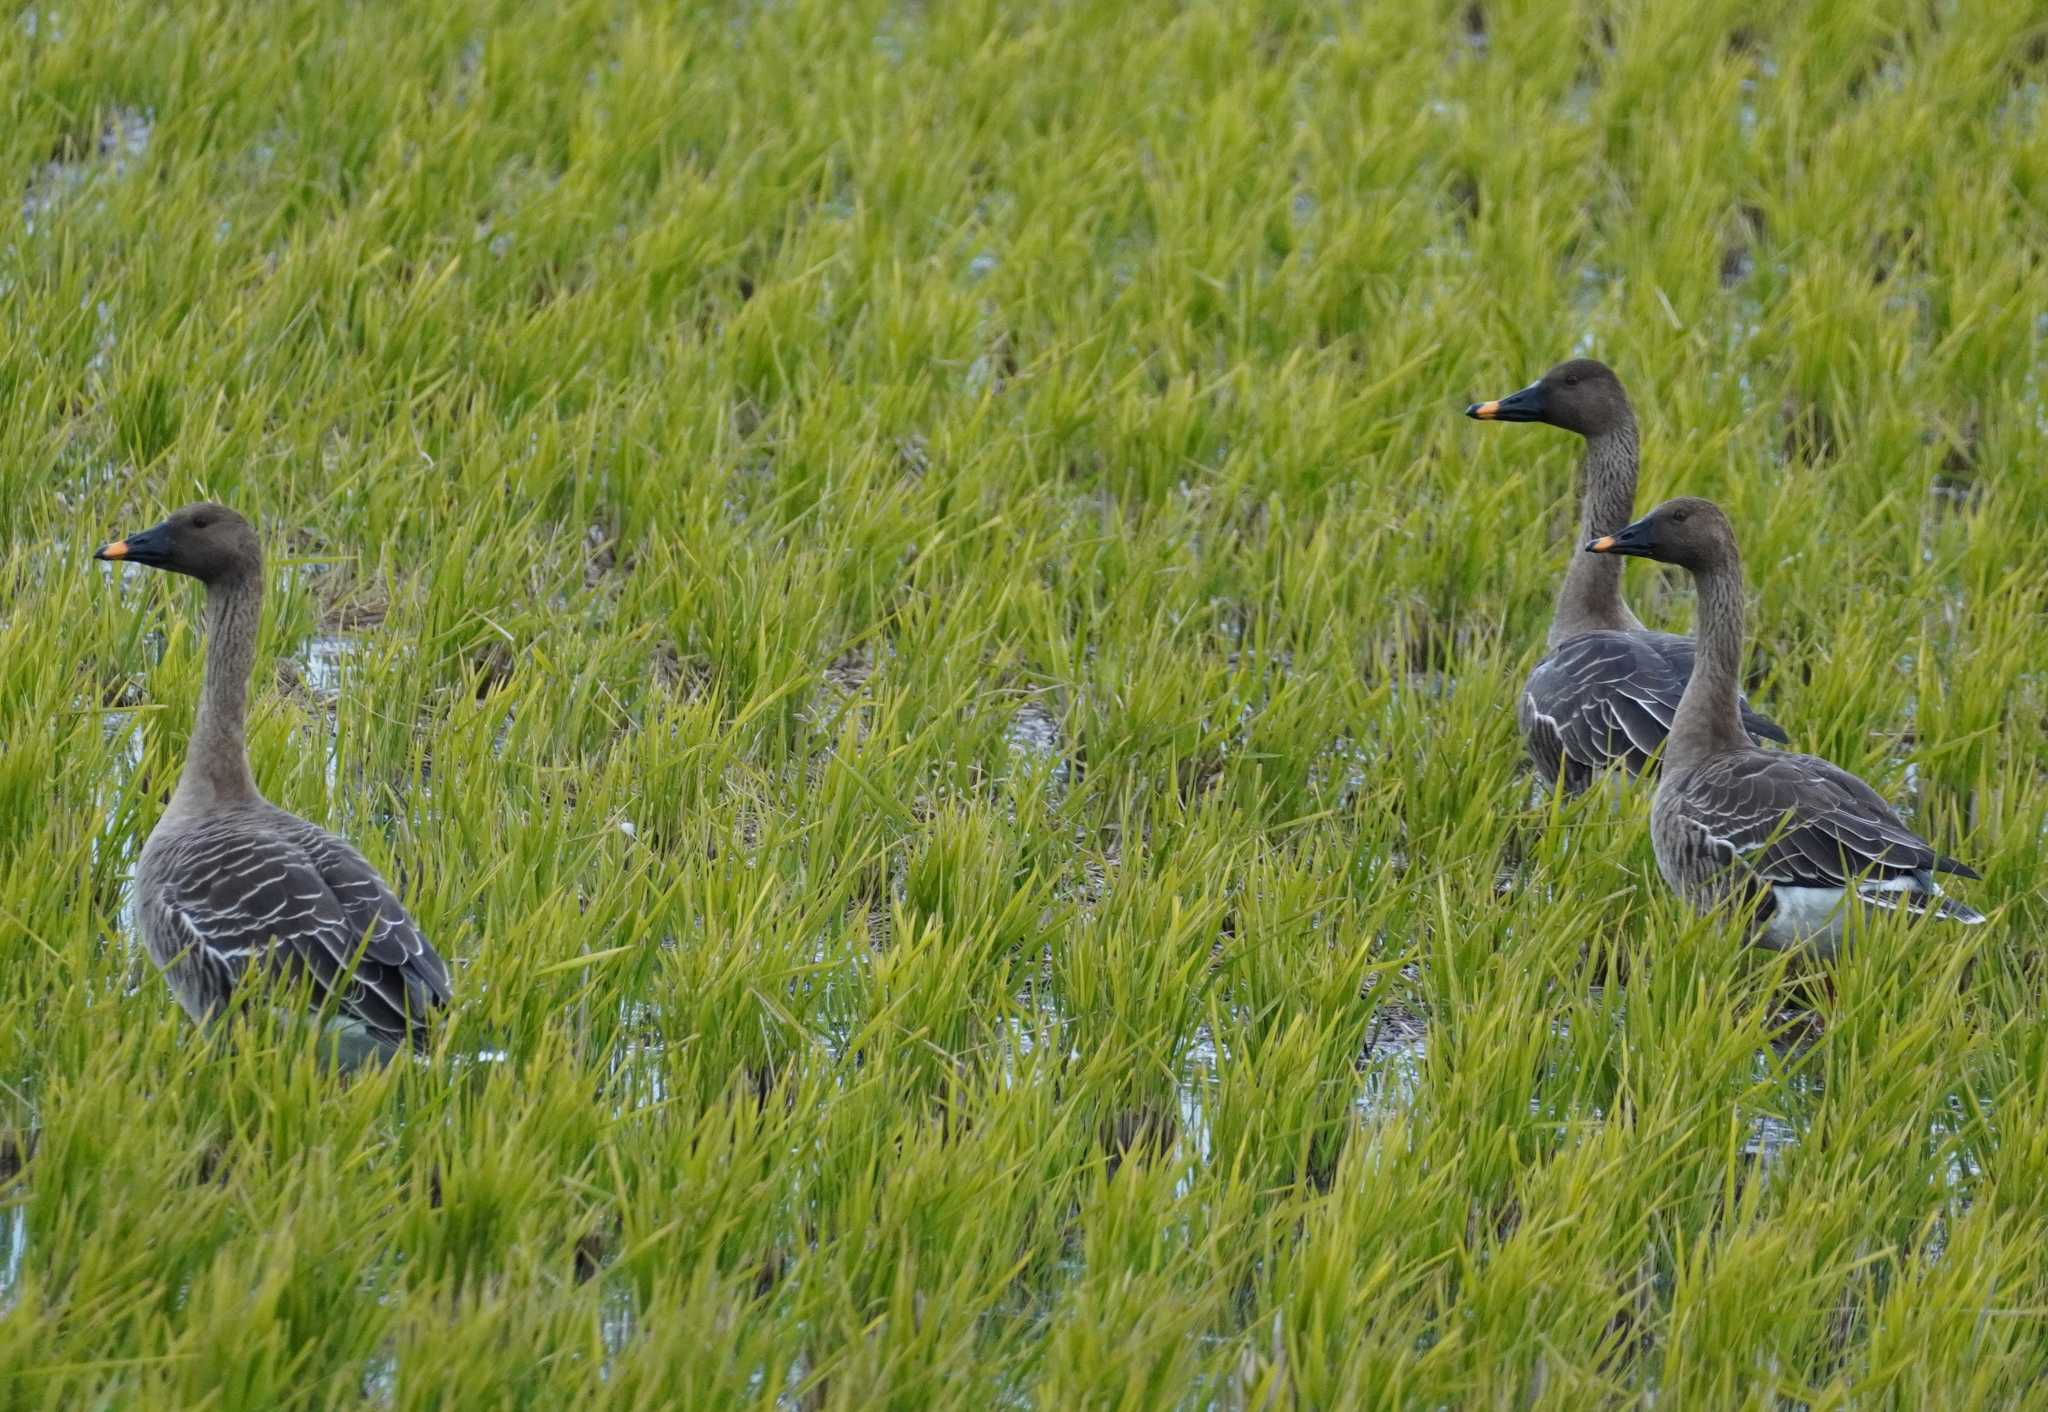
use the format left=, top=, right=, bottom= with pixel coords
left=2, top=0, right=2045, bottom=1404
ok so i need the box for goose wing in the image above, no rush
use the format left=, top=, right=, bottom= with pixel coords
left=151, top=811, right=450, bottom=1050
left=1665, top=749, right=1977, bottom=896
left=1525, top=631, right=1692, bottom=780
left=1525, top=631, right=1788, bottom=785
left=274, top=812, right=454, bottom=1013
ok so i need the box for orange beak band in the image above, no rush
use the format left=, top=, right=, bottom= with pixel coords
left=1586, top=535, right=1617, bottom=553
left=98, top=540, right=130, bottom=559
left=1468, top=400, right=1501, bottom=419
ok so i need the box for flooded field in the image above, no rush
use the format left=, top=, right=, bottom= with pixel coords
left=3, top=0, right=2047, bottom=1404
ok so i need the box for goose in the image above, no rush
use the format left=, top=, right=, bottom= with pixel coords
left=1587, top=497, right=1983, bottom=949
left=97, top=504, right=451, bottom=1064
left=1466, top=359, right=1787, bottom=791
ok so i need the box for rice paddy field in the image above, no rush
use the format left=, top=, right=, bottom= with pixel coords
left=4, top=0, right=2048, bottom=1404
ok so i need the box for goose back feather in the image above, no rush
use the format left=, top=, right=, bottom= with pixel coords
left=1653, top=749, right=1984, bottom=948
left=138, top=803, right=452, bottom=1050
left=1522, top=628, right=1790, bottom=794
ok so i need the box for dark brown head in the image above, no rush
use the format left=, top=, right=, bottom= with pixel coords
left=1584, top=496, right=1735, bottom=573
left=1465, top=358, right=1633, bottom=438
left=96, top=503, right=262, bottom=584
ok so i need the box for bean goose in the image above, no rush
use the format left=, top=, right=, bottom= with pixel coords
left=1466, top=359, right=1787, bottom=791
left=1588, top=497, right=1983, bottom=949
left=97, top=504, right=451, bottom=1063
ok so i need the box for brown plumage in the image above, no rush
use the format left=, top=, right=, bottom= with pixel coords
left=98, top=503, right=451, bottom=1062
left=1588, top=497, right=1982, bottom=950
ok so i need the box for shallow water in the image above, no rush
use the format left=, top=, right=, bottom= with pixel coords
left=22, top=105, right=153, bottom=234
left=1004, top=701, right=1068, bottom=791
left=1742, top=1110, right=1799, bottom=1166
left=1357, top=1025, right=1429, bottom=1116
left=0, top=1204, right=25, bottom=1311
left=301, top=634, right=360, bottom=697
left=1174, top=1027, right=1220, bottom=1198
left=94, top=706, right=150, bottom=948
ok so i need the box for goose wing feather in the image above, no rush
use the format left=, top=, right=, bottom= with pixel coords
left=272, top=812, right=454, bottom=1002
left=1665, top=750, right=1968, bottom=890
left=1525, top=631, right=1788, bottom=784
left=149, top=810, right=449, bottom=1048
left=1525, top=631, right=1685, bottom=779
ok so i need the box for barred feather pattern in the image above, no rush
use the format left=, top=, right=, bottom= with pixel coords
left=136, top=801, right=452, bottom=1054
left=1520, top=629, right=1788, bottom=793
left=1650, top=749, right=1984, bottom=947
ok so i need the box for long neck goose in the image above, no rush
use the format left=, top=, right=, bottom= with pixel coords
left=1467, top=358, right=1787, bottom=792
left=97, top=504, right=451, bottom=1064
left=1588, top=497, right=1983, bottom=950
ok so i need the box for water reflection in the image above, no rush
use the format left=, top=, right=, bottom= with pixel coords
left=0, top=1204, right=25, bottom=1311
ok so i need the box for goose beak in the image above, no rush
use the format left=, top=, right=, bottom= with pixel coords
left=1586, top=516, right=1655, bottom=557
left=96, top=522, right=172, bottom=568
left=1466, top=380, right=1547, bottom=422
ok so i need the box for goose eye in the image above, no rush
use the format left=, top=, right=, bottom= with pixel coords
left=192, top=517, right=213, bottom=530
left=1671, top=510, right=1689, bottom=523
left=1564, top=376, right=1580, bottom=387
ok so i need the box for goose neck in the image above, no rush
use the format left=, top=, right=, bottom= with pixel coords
left=1664, top=554, right=1753, bottom=775
left=1549, top=421, right=1642, bottom=644
left=173, top=569, right=263, bottom=809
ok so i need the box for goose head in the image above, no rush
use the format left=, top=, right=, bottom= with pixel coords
left=97, top=503, right=262, bottom=584
left=1467, top=358, right=1631, bottom=438
left=1585, top=496, right=1735, bottom=573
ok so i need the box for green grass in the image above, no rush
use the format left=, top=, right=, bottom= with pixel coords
left=2, top=0, right=2047, bottom=1404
